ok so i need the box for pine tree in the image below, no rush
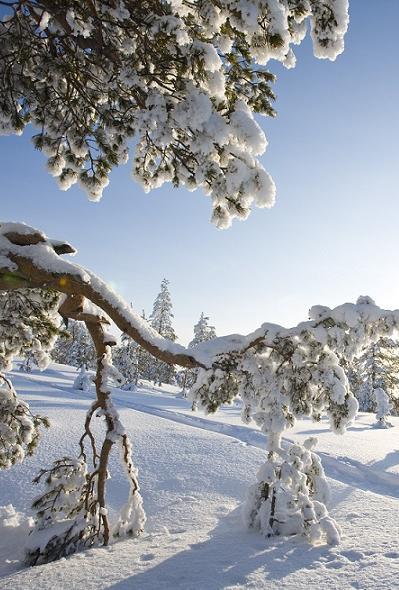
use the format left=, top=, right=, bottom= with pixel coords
left=148, top=280, right=177, bottom=385
left=351, top=338, right=399, bottom=415
left=189, top=313, right=217, bottom=348
left=179, top=313, right=217, bottom=394
left=113, top=332, right=140, bottom=389
left=0, top=288, right=59, bottom=469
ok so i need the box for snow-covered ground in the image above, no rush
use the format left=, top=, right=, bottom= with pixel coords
left=1, top=363, right=399, bottom=589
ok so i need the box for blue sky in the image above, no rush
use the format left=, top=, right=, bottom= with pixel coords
left=2, top=1, right=399, bottom=344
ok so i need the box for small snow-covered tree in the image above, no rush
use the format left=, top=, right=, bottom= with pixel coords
left=25, top=313, right=145, bottom=566
left=190, top=297, right=398, bottom=545
left=190, top=313, right=217, bottom=347
left=148, top=279, right=177, bottom=385
left=351, top=338, right=399, bottom=414
left=73, top=366, right=93, bottom=392
left=113, top=332, right=140, bottom=389
left=373, top=387, right=393, bottom=429
left=180, top=313, right=217, bottom=394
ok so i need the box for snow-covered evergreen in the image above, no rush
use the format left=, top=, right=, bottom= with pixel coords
left=148, top=280, right=177, bottom=385
left=52, top=320, right=96, bottom=370
left=113, top=334, right=139, bottom=386
left=0, top=374, right=49, bottom=470
left=179, top=313, right=217, bottom=395
left=73, top=366, right=92, bottom=392
left=350, top=338, right=399, bottom=414
left=374, top=387, right=393, bottom=429
left=0, top=289, right=61, bottom=373
left=189, top=313, right=217, bottom=348
left=190, top=296, right=399, bottom=545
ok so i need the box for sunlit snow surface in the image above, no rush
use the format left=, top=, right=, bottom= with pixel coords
left=1, top=363, right=399, bottom=589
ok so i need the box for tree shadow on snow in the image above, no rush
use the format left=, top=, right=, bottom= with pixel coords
left=370, top=449, right=399, bottom=472
left=105, top=509, right=338, bottom=590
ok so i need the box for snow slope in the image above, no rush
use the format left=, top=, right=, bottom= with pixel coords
left=1, top=363, right=399, bottom=589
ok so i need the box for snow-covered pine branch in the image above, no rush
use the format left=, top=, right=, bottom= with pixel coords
left=1, top=0, right=348, bottom=227
left=0, top=374, right=50, bottom=470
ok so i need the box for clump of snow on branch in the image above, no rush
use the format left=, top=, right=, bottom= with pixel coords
left=0, top=1, right=349, bottom=227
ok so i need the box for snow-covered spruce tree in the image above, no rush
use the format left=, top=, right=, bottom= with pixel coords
left=1, top=1, right=349, bottom=227
left=350, top=338, right=399, bottom=415
left=180, top=313, right=217, bottom=395
left=112, top=332, right=140, bottom=389
left=148, top=279, right=177, bottom=385
left=190, top=313, right=217, bottom=347
left=52, top=318, right=96, bottom=390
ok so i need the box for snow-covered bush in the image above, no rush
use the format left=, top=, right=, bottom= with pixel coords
left=25, top=458, right=94, bottom=566
left=374, top=387, right=393, bottom=429
left=243, top=437, right=340, bottom=545
left=73, top=366, right=93, bottom=392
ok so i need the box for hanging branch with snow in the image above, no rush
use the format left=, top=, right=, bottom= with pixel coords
left=1, top=0, right=348, bottom=227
